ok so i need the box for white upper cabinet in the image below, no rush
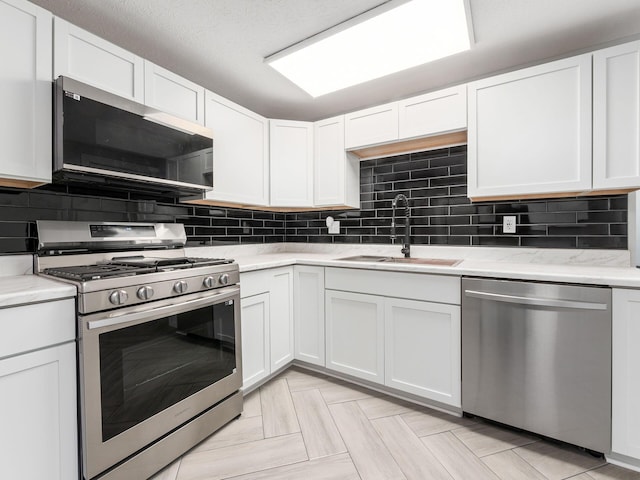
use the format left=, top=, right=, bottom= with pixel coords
left=203, top=91, right=269, bottom=206
left=345, top=102, right=399, bottom=149
left=398, top=85, right=467, bottom=140
left=270, top=119, right=314, bottom=207
left=144, top=60, right=205, bottom=124
left=314, top=116, right=359, bottom=208
left=593, top=41, right=640, bottom=191
left=468, top=54, right=592, bottom=200
left=0, top=0, right=52, bottom=187
left=54, top=17, right=144, bottom=102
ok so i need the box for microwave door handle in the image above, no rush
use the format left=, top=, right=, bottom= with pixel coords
left=463, top=289, right=608, bottom=311
left=87, top=288, right=237, bottom=330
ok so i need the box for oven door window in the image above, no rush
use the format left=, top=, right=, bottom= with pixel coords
left=98, top=300, right=236, bottom=442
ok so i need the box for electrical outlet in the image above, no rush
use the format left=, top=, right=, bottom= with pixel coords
left=503, top=216, right=517, bottom=234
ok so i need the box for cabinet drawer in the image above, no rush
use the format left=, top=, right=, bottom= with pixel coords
left=0, top=299, right=75, bottom=359
left=240, top=267, right=292, bottom=298
left=325, top=267, right=460, bottom=305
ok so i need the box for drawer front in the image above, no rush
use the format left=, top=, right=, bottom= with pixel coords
left=325, top=267, right=460, bottom=305
left=0, top=299, right=75, bottom=358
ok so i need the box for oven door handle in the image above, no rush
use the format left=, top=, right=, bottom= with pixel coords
left=87, top=288, right=238, bottom=330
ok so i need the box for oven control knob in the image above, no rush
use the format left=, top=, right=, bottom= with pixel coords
left=109, top=289, right=129, bottom=305
left=203, top=276, right=215, bottom=289
left=219, top=273, right=230, bottom=286
left=137, top=286, right=154, bottom=300
left=173, top=280, right=188, bottom=294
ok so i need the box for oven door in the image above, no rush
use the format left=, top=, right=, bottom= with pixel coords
left=78, top=286, right=242, bottom=480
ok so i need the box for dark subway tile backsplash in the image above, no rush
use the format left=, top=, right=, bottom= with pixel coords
left=0, top=145, right=628, bottom=254
left=285, top=146, right=628, bottom=250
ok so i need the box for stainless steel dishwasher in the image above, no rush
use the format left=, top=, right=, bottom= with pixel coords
left=461, top=277, right=611, bottom=453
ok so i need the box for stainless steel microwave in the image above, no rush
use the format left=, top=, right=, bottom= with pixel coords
left=54, top=76, right=213, bottom=196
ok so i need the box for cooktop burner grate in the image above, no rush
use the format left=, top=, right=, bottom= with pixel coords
left=44, top=264, right=157, bottom=281
left=43, top=257, right=235, bottom=281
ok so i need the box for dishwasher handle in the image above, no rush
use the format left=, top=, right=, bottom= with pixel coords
left=464, top=289, right=608, bottom=311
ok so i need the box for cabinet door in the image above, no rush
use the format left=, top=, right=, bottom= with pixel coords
left=240, top=293, right=270, bottom=391
left=204, top=91, right=269, bottom=206
left=0, top=342, right=77, bottom=480
left=612, top=288, right=640, bottom=459
left=53, top=17, right=144, bottom=101
left=325, top=290, right=384, bottom=383
left=398, top=85, right=467, bottom=140
left=270, top=119, right=314, bottom=207
left=385, top=298, right=461, bottom=406
left=294, top=266, right=325, bottom=366
left=314, top=116, right=360, bottom=208
left=345, top=102, right=399, bottom=149
left=0, top=0, right=52, bottom=186
left=468, top=54, right=592, bottom=200
left=144, top=60, right=205, bottom=124
left=270, top=267, right=294, bottom=371
left=593, top=41, right=640, bottom=190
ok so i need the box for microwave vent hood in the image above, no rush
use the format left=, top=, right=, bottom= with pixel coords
left=53, top=76, right=213, bottom=197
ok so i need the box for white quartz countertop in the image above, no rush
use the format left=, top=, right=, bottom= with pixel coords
left=0, top=275, right=76, bottom=309
left=186, top=244, right=640, bottom=288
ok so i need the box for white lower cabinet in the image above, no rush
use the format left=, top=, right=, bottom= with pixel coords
left=325, top=290, right=385, bottom=383
left=240, top=292, right=270, bottom=389
left=0, top=298, right=78, bottom=480
left=385, top=298, right=460, bottom=406
left=240, top=267, right=293, bottom=391
left=611, top=288, right=640, bottom=464
left=269, top=268, right=294, bottom=371
left=293, top=266, right=325, bottom=366
left=325, top=268, right=461, bottom=407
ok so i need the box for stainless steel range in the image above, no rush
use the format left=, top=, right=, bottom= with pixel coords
left=36, top=221, right=243, bottom=480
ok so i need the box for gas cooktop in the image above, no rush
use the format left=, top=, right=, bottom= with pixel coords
left=44, top=257, right=234, bottom=281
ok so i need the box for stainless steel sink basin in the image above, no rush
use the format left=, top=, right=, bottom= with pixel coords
left=337, top=255, right=461, bottom=266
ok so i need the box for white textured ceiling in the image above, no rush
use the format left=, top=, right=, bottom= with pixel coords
left=31, top=0, right=640, bottom=121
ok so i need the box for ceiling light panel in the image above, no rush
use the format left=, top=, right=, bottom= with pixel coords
left=266, top=0, right=472, bottom=97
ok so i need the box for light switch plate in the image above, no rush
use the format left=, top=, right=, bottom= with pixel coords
left=503, top=216, right=516, bottom=234
left=329, top=221, right=340, bottom=234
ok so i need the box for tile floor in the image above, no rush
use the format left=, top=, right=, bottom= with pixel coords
left=150, top=367, right=640, bottom=480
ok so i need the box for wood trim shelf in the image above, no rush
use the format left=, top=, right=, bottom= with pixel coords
left=348, top=130, right=467, bottom=160
left=182, top=198, right=357, bottom=213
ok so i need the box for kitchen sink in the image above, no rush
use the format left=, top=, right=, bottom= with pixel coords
left=337, top=255, right=461, bottom=266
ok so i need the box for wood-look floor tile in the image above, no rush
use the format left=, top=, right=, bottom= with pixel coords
left=192, top=415, right=263, bottom=453
left=421, top=431, right=500, bottom=480
left=482, top=450, right=547, bottom=480
left=242, top=391, right=262, bottom=418
left=513, top=442, right=606, bottom=480
left=453, top=423, right=537, bottom=457
left=291, top=389, right=347, bottom=459
left=329, top=401, right=407, bottom=480
left=149, top=459, right=180, bottom=480
left=372, top=415, right=453, bottom=480
left=587, top=464, right=640, bottom=479
left=401, top=409, right=477, bottom=437
left=177, top=433, right=307, bottom=480
left=223, top=453, right=360, bottom=480
left=260, top=379, right=300, bottom=437
left=357, top=395, right=415, bottom=420
left=278, top=368, right=337, bottom=392
left=319, top=381, right=380, bottom=404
